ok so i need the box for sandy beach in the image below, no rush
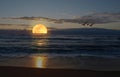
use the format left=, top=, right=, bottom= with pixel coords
left=0, top=66, right=120, bottom=77
left=0, top=56, right=120, bottom=77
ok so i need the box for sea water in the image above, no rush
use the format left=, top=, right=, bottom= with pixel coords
left=0, top=29, right=120, bottom=70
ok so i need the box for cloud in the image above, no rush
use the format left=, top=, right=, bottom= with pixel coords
left=0, top=24, right=28, bottom=26
left=57, top=12, right=120, bottom=26
left=5, top=12, right=120, bottom=26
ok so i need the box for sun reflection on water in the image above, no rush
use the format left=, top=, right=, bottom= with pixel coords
left=34, top=56, right=47, bottom=68
left=36, top=39, right=47, bottom=46
left=31, top=33, right=49, bottom=68
left=32, top=34, right=49, bottom=47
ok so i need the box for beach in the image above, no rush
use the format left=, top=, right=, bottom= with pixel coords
left=0, top=55, right=120, bottom=70
left=0, top=66, right=120, bottom=77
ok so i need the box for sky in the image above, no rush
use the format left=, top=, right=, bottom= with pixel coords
left=0, top=0, right=120, bottom=18
left=0, top=0, right=120, bottom=29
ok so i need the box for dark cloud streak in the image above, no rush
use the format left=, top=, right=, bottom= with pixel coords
left=0, top=24, right=28, bottom=26
left=5, top=12, right=120, bottom=26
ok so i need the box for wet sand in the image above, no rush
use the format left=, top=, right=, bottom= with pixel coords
left=0, top=66, right=120, bottom=77
left=0, top=56, right=120, bottom=77
left=0, top=56, right=120, bottom=70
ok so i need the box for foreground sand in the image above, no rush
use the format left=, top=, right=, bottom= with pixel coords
left=0, top=66, right=120, bottom=77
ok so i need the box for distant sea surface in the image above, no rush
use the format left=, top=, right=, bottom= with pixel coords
left=0, top=28, right=120, bottom=70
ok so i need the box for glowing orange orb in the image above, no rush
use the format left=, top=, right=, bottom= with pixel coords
left=32, top=24, right=47, bottom=34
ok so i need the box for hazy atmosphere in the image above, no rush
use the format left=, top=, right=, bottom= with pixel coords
left=0, top=0, right=120, bottom=29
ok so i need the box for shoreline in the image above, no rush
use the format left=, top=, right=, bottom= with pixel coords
left=0, top=66, right=120, bottom=77
left=0, top=55, right=120, bottom=71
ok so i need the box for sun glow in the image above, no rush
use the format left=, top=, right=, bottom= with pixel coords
left=34, top=56, right=47, bottom=68
left=32, top=24, right=47, bottom=34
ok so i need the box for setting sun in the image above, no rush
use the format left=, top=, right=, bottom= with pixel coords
left=32, top=24, right=47, bottom=34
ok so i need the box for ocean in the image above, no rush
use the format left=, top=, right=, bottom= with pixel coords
left=0, top=28, right=120, bottom=70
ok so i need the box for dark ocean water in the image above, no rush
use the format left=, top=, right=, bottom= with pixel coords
left=0, top=28, right=120, bottom=57
left=0, top=28, right=120, bottom=70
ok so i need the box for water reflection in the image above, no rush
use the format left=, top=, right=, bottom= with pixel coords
left=34, top=56, right=47, bottom=68
left=31, top=35, right=48, bottom=68
left=32, top=35, right=49, bottom=47
left=36, top=39, right=48, bottom=46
